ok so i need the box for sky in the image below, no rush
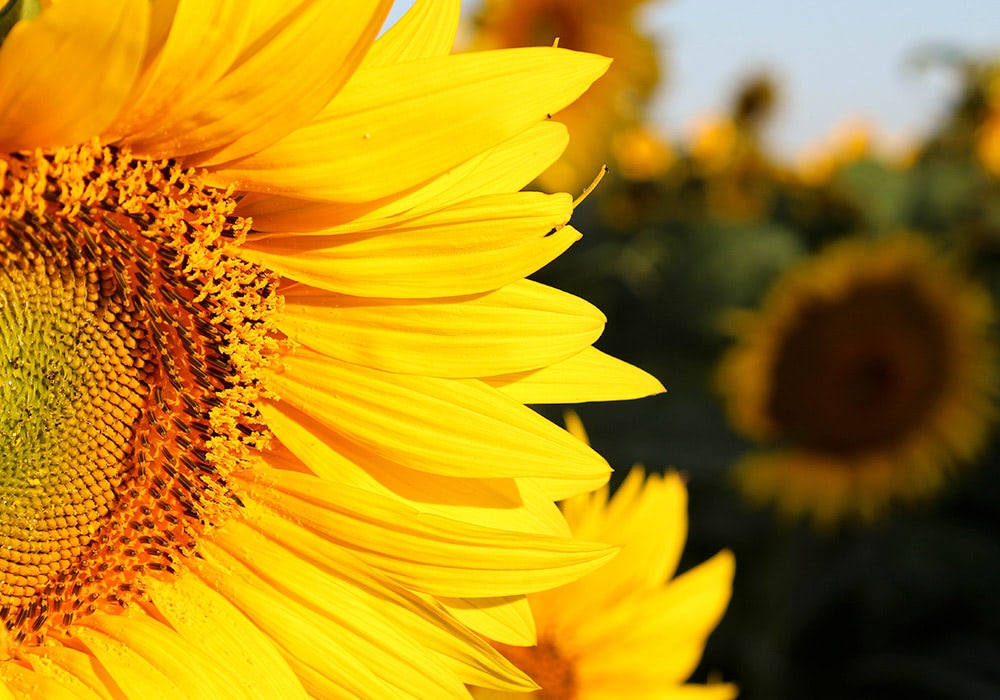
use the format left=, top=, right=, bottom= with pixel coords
left=387, top=1, right=1000, bottom=157
left=649, top=0, right=1000, bottom=155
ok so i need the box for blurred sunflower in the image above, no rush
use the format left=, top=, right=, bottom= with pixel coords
left=611, top=124, right=675, bottom=182
left=683, top=113, right=773, bottom=220
left=717, top=235, right=996, bottom=525
left=0, top=0, right=664, bottom=696
left=794, top=119, right=916, bottom=186
left=471, top=0, right=661, bottom=193
left=794, top=119, right=875, bottom=186
left=470, top=415, right=736, bottom=700
left=685, top=115, right=739, bottom=175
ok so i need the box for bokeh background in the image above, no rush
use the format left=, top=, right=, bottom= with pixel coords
left=402, top=2, right=1000, bottom=698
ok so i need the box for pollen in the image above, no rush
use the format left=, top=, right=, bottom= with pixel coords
left=0, top=142, right=277, bottom=645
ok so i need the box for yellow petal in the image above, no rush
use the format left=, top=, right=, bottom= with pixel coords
left=0, top=0, right=148, bottom=151
left=240, top=120, right=569, bottom=233
left=195, top=538, right=472, bottom=699
left=241, top=196, right=579, bottom=298
left=485, top=346, right=665, bottom=403
left=263, top=413, right=571, bottom=536
left=0, top=662, right=97, bottom=700
left=586, top=470, right=687, bottom=586
left=551, top=471, right=689, bottom=629
left=215, top=517, right=537, bottom=693
left=578, top=550, right=735, bottom=681
left=21, top=647, right=112, bottom=700
left=72, top=626, right=187, bottom=700
left=255, top=188, right=571, bottom=238
left=277, top=279, right=604, bottom=377
left=109, top=0, right=252, bottom=140
left=211, top=47, right=610, bottom=201
left=0, top=675, right=14, bottom=700
left=265, top=348, right=610, bottom=485
left=79, top=609, right=251, bottom=699
left=236, top=466, right=618, bottom=598
left=362, top=0, right=459, bottom=68
left=125, top=0, right=393, bottom=162
left=439, top=595, right=538, bottom=647
left=144, top=568, right=309, bottom=699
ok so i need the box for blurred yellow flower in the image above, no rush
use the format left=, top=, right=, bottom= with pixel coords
left=794, top=118, right=917, bottom=185
left=612, top=124, right=675, bottom=181
left=471, top=0, right=662, bottom=192
left=471, top=416, right=736, bottom=699
left=0, top=0, right=664, bottom=695
left=686, top=115, right=740, bottom=175
left=683, top=114, right=773, bottom=220
left=977, top=72, right=1000, bottom=174
left=794, top=119, right=875, bottom=185
left=717, top=235, right=996, bottom=525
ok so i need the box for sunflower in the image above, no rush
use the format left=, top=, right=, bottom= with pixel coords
left=469, top=419, right=736, bottom=699
left=611, top=124, right=674, bottom=182
left=793, top=119, right=915, bottom=186
left=717, top=235, right=996, bottom=525
left=0, top=0, right=665, bottom=695
left=976, top=69, right=1000, bottom=175
left=794, top=119, right=876, bottom=186
left=470, top=0, right=662, bottom=193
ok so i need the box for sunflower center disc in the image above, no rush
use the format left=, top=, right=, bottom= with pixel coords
left=768, top=282, right=949, bottom=454
left=0, top=144, right=276, bottom=644
left=0, top=252, right=149, bottom=599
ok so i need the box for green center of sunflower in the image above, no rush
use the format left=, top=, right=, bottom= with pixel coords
left=0, top=250, right=148, bottom=604
left=493, top=638, right=578, bottom=699
left=0, top=143, right=276, bottom=645
left=768, top=282, right=949, bottom=454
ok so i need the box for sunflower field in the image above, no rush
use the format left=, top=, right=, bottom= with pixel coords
left=469, top=2, right=1000, bottom=698
left=0, top=1, right=996, bottom=698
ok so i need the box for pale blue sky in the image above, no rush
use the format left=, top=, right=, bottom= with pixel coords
left=387, top=1, right=1000, bottom=155
left=649, top=0, right=1000, bottom=154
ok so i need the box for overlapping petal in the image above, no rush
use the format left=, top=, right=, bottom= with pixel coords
left=240, top=120, right=570, bottom=233
left=240, top=195, right=580, bottom=298
left=234, top=466, right=617, bottom=596
left=485, top=346, right=666, bottom=403
left=471, top=468, right=736, bottom=699
left=265, top=348, right=611, bottom=492
left=362, top=0, right=460, bottom=68
left=262, top=414, right=571, bottom=536
left=278, top=279, right=604, bottom=377
left=211, top=48, right=611, bottom=201
left=0, top=0, right=148, bottom=151
left=121, top=0, right=394, bottom=162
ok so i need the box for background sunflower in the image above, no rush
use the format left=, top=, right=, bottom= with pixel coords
left=716, top=235, right=995, bottom=525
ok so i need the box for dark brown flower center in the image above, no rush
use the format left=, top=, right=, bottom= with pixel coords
left=0, top=144, right=275, bottom=644
left=767, top=281, right=949, bottom=454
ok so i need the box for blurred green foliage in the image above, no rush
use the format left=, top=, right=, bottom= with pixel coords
left=532, top=55, right=1000, bottom=700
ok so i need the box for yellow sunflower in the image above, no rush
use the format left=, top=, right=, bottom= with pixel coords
left=469, top=424, right=736, bottom=699
left=611, top=124, right=675, bottom=182
left=976, top=70, right=1000, bottom=175
left=0, top=0, right=665, bottom=695
left=794, top=119, right=876, bottom=186
left=717, top=235, right=996, bottom=525
left=794, top=119, right=916, bottom=186
left=470, top=0, right=662, bottom=193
